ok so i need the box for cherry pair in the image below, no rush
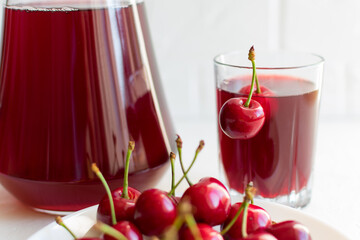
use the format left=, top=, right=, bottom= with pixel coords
left=133, top=177, right=231, bottom=237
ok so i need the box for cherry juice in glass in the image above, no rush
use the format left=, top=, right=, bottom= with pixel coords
left=215, top=52, right=324, bottom=207
left=0, top=1, right=174, bottom=211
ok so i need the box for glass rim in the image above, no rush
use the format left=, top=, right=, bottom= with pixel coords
left=213, top=50, right=325, bottom=70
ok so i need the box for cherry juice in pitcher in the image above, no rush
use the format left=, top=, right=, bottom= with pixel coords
left=0, top=1, right=174, bottom=211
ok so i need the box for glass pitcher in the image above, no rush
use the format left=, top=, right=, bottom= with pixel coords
left=0, top=0, right=175, bottom=212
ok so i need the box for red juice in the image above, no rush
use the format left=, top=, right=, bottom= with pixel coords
left=0, top=2, right=174, bottom=211
left=217, top=75, right=319, bottom=198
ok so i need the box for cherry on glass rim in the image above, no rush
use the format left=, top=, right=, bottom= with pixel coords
left=219, top=97, right=265, bottom=139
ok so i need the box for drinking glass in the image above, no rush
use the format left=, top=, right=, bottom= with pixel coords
left=0, top=0, right=174, bottom=212
left=214, top=50, right=324, bottom=208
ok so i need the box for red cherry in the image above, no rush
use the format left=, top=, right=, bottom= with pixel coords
left=179, top=223, right=224, bottom=240
left=78, top=238, right=102, bottom=240
left=238, top=84, right=277, bottom=119
left=266, top=220, right=312, bottom=240
left=181, top=177, right=231, bottom=226
left=219, top=97, right=265, bottom=139
left=97, top=187, right=141, bottom=225
left=244, top=231, right=277, bottom=240
left=93, top=142, right=141, bottom=226
left=221, top=203, right=271, bottom=239
left=170, top=195, right=181, bottom=205
left=134, top=188, right=177, bottom=236
left=104, top=221, right=143, bottom=240
left=238, top=85, right=274, bottom=97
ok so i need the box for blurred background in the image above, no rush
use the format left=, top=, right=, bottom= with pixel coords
left=144, top=0, right=360, bottom=122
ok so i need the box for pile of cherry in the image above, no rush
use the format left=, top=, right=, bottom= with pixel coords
left=56, top=137, right=312, bottom=240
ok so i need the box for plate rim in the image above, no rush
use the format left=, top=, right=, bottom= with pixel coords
left=28, top=198, right=351, bottom=240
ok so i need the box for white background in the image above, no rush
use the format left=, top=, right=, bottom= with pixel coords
left=144, top=0, right=360, bottom=121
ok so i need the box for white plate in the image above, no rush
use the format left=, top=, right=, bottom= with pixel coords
left=28, top=197, right=350, bottom=240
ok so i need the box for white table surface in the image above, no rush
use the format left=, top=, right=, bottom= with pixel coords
left=0, top=118, right=359, bottom=240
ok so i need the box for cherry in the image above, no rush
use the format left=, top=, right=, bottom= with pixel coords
left=265, top=220, right=312, bottom=240
left=238, top=85, right=274, bottom=97
left=77, top=239, right=102, bottom=240
left=134, top=188, right=177, bottom=236
left=97, top=187, right=141, bottom=225
left=238, top=83, right=276, bottom=120
left=219, top=46, right=265, bottom=139
left=170, top=195, right=181, bottom=204
left=219, top=97, right=265, bottom=139
left=244, top=231, right=277, bottom=240
left=94, top=141, right=141, bottom=225
left=221, top=203, right=271, bottom=239
left=180, top=223, right=224, bottom=240
left=104, top=221, right=143, bottom=240
left=94, top=222, right=129, bottom=240
left=181, top=177, right=231, bottom=226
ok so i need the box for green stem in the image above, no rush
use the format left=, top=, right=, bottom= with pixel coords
left=244, top=59, right=257, bottom=107
left=95, top=222, right=128, bottom=240
left=169, top=152, right=176, bottom=196
left=55, top=216, right=78, bottom=239
left=178, top=147, right=192, bottom=186
left=255, top=70, right=261, bottom=94
left=220, top=203, right=245, bottom=235
left=176, top=151, right=195, bottom=187
left=168, top=140, right=204, bottom=196
left=92, top=164, right=117, bottom=225
left=121, top=141, right=134, bottom=199
left=241, top=201, right=250, bottom=238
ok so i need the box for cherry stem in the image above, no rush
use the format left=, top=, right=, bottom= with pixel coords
left=94, top=222, right=128, bottom=240
left=121, top=141, right=135, bottom=199
left=244, top=46, right=259, bottom=107
left=92, top=163, right=117, bottom=225
left=55, top=216, right=78, bottom=239
left=169, top=152, right=176, bottom=196
left=168, top=140, right=204, bottom=196
left=255, top=73, right=261, bottom=94
left=241, top=201, right=250, bottom=238
left=176, top=135, right=192, bottom=186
